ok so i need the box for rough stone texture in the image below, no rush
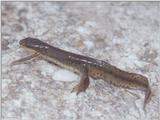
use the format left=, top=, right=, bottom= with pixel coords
left=2, top=2, right=160, bottom=120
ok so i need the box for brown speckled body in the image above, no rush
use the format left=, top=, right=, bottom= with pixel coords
left=88, top=64, right=149, bottom=89
left=12, top=37, right=152, bottom=110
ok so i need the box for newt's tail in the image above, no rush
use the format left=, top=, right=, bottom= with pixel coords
left=143, top=86, right=152, bottom=111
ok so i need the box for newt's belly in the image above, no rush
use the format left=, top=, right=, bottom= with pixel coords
left=41, top=55, right=81, bottom=74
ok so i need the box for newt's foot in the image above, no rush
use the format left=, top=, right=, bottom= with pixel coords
left=71, top=84, right=86, bottom=95
left=11, top=53, right=39, bottom=66
left=71, top=77, right=89, bottom=95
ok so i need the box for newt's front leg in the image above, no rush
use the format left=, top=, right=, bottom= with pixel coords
left=71, top=66, right=90, bottom=95
left=11, top=53, right=39, bottom=65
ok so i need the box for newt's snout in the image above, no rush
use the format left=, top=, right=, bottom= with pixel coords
left=19, top=39, right=26, bottom=46
left=19, top=37, right=39, bottom=48
left=19, top=37, right=31, bottom=46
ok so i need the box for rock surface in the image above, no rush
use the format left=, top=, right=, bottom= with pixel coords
left=2, top=2, right=160, bottom=120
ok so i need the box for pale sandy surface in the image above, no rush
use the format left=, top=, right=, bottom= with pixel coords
left=2, top=2, right=160, bottom=120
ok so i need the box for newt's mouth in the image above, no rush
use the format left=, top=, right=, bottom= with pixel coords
left=19, top=44, right=36, bottom=53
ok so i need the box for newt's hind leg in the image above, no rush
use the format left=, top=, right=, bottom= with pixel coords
left=71, top=67, right=90, bottom=95
left=11, top=53, right=39, bottom=65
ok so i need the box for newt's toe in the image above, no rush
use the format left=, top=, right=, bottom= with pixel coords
left=71, top=84, right=86, bottom=95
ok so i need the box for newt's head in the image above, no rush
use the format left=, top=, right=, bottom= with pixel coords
left=19, top=37, right=49, bottom=52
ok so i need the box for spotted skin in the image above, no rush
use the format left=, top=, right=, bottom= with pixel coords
left=12, top=37, right=152, bottom=110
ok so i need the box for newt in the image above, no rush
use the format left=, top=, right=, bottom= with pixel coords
left=11, top=37, right=152, bottom=110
